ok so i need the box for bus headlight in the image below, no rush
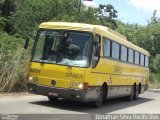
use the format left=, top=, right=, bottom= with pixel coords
left=28, top=77, right=33, bottom=82
left=28, top=77, right=38, bottom=83
left=78, top=83, right=83, bottom=89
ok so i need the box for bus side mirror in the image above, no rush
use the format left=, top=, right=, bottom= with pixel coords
left=24, top=36, right=30, bottom=49
left=92, top=56, right=99, bottom=68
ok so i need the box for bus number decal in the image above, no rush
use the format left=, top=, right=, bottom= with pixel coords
left=66, top=73, right=84, bottom=79
left=30, top=69, right=41, bottom=74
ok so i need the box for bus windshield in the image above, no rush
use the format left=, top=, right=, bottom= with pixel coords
left=32, top=30, right=93, bottom=67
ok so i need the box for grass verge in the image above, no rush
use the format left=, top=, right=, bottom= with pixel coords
left=149, top=73, right=160, bottom=89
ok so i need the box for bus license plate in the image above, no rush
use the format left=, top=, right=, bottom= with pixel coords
left=48, top=92, right=58, bottom=97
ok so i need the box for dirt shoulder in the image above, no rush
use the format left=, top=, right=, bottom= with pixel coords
left=148, top=89, right=160, bottom=93
left=0, top=92, right=33, bottom=97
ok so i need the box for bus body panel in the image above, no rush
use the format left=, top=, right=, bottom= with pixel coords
left=29, top=62, right=86, bottom=89
left=88, top=58, right=149, bottom=98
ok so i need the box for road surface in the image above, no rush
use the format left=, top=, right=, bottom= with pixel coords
left=0, top=90, right=160, bottom=120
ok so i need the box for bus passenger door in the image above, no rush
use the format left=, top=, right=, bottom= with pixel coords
left=91, top=34, right=101, bottom=68
left=90, top=34, right=103, bottom=87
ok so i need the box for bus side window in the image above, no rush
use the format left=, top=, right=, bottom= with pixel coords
left=145, top=56, right=149, bottom=67
left=103, top=38, right=111, bottom=57
left=92, top=35, right=101, bottom=68
left=140, top=54, right=145, bottom=66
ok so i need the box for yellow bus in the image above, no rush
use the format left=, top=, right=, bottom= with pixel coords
left=25, top=22, right=150, bottom=107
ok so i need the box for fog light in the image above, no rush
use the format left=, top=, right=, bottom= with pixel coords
left=78, top=83, right=83, bottom=89
left=72, top=82, right=77, bottom=88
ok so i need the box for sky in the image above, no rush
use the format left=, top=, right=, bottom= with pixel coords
left=83, top=0, right=160, bottom=25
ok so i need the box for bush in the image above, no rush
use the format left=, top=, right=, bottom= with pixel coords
left=0, top=32, right=30, bottom=92
left=149, top=73, right=160, bottom=89
left=0, top=17, right=8, bottom=31
left=151, top=54, right=160, bottom=73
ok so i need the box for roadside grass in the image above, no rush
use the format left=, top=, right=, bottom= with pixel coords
left=0, top=32, right=31, bottom=92
left=0, top=48, right=30, bottom=92
left=149, top=73, right=160, bottom=89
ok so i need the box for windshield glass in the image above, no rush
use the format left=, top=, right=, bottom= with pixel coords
left=32, top=30, right=93, bottom=67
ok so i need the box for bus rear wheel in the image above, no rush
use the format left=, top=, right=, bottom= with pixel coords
left=128, top=85, right=139, bottom=101
left=92, top=87, right=104, bottom=108
left=134, top=85, right=139, bottom=100
left=128, top=86, right=134, bottom=101
left=48, top=96, right=58, bottom=103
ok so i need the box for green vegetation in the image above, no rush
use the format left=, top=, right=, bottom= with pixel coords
left=149, top=73, right=160, bottom=89
left=0, top=32, right=31, bottom=92
left=0, top=0, right=159, bottom=92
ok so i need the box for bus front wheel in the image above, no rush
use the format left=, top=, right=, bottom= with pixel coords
left=128, top=86, right=134, bottom=101
left=92, top=87, right=104, bottom=108
left=48, top=96, right=58, bottom=103
left=128, top=85, right=139, bottom=101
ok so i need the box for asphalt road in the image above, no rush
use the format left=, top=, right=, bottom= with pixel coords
left=0, top=90, right=160, bottom=120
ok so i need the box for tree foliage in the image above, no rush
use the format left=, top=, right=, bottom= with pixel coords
left=98, top=4, right=118, bottom=29
left=8, top=0, right=118, bottom=36
left=117, top=11, right=160, bottom=73
left=152, top=54, right=160, bottom=73
left=2, top=0, right=16, bottom=16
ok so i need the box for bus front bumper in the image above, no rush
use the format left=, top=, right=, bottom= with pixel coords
left=27, top=83, right=99, bottom=102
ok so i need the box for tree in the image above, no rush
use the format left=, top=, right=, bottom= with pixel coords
left=0, top=16, right=8, bottom=31
left=143, top=10, right=160, bottom=57
left=97, top=4, right=118, bottom=29
left=0, top=0, right=5, bottom=15
left=116, top=11, right=160, bottom=73
left=2, top=0, right=16, bottom=16
left=0, top=0, right=17, bottom=33
left=10, top=0, right=80, bottom=36
left=77, top=6, right=99, bottom=24
left=77, top=3, right=118, bottom=29
left=152, top=54, right=160, bottom=73
left=148, top=10, right=160, bottom=26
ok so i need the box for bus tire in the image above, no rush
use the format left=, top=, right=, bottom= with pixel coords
left=128, top=86, right=134, bottom=101
left=92, top=87, right=104, bottom=108
left=48, top=96, right=58, bottom=103
left=134, top=85, right=139, bottom=100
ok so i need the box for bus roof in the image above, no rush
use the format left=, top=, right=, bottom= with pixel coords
left=39, top=22, right=150, bottom=56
